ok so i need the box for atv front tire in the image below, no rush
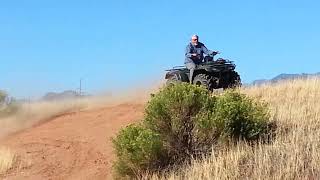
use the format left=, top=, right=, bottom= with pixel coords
left=193, top=74, right=212, bottom=90
left=166, top=75, right=180, bottom=86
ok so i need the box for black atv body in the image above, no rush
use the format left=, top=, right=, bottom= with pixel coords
left=165, top=55, right=241, bottom=90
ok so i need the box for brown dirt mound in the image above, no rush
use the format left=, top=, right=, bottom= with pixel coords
left=0, top=103, right=144, bottom=180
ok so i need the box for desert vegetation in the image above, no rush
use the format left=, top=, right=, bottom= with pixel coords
left=0, top=91, right=19, bottom=118
left=112, top=83, right=273, bottom=179
left=144, top=77, right=320, bottom=180
left=2, top=77, right=320, bottom=179
left=0, top=147, right=16, bottom=175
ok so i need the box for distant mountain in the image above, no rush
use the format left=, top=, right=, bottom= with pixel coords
left=252, top=72, right=320, bottom=86
left=42, top=90, right=81, bottom=101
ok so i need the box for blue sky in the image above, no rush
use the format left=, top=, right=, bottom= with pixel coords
left=1, top=0, right=319, bottom=98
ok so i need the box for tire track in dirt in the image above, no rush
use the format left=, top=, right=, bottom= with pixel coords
left=0, top=103, right=144, bottom=180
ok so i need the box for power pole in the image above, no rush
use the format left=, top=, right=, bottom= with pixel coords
left=79, top=78, right=83, bottom=96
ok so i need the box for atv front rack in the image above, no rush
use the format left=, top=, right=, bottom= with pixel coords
left=165, top=66, right=186, bottom=71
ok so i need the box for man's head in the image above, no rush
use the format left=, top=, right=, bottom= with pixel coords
left=191, top=34, right=199, bottom=46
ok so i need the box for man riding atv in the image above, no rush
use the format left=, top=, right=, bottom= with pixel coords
left=165, top=35, right=241, bottom=90
left=185, top=35, right=219, bottom=83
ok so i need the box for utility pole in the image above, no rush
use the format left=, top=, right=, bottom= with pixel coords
left=79, top=78, right=83, bottom=96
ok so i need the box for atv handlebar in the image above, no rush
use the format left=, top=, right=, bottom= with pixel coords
left=211, top=51, right=220, bottom=56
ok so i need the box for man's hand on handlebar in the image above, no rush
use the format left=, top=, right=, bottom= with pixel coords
left=212, top=51, right=220, bottom=56
left=191, top=53, right=202, bottom=59
left=191, top=53, right=201, bottom=59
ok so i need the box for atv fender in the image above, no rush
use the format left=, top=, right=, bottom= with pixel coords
left=165, top=70, right=189, bottom=82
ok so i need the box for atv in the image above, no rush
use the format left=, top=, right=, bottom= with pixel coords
left=165, top=53, right=241, bottom=90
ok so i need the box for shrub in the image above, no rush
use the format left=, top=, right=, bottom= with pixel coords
left=214, top=91, right=270, bottom=140
left=0, top=91, right=19, bottom=118
left=144, top=83, right=215, bottom=163
left=0, top=91, right=6, bottom=103
left=112, top=124, right=165, bottom=178
left=112, top=83, right=273, bottom=178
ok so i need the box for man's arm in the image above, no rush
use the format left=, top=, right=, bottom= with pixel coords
left=201, top=44, right=214, bottom=55
left=185, top=45, right=198, bottom=58
left=185, top=45, right=194, bottom=58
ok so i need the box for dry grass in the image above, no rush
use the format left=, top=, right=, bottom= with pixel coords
left=148, top=77, right=320, bottom=180
left=0, top=147, right=16, bottom=175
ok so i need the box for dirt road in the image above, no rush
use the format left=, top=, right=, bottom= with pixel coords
left=0, top=103, right=144, bottom=180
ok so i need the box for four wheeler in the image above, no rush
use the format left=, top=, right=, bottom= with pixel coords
left=165, top=53, right=241, bottom=90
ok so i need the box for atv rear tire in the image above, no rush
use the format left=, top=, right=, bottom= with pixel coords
left=193, top=74, right=212, bottom=90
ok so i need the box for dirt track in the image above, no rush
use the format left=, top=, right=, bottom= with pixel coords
left=0, top=103, right=144, bottom=180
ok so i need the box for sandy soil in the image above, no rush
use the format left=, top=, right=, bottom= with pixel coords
left=0, top=103, right=144, bottom=180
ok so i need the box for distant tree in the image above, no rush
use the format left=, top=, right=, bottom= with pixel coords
left=0, top=90, right=7, bottom=104
left=0, top=90, right=19, bottom=117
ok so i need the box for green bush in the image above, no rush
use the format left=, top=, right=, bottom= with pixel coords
left=214, top=91, right=270, bottom=140
left=112, top=83, right=273, bottom=178
left=0, top=90, right=19, bottom=117
left=112, top=124, right=165, bottom=178
left=144, top=83, right=216, bottom=163
left=0, top=91, right=6, bottom=103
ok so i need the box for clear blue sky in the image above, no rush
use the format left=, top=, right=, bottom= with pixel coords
left=1, top=0, right=319, bottom=98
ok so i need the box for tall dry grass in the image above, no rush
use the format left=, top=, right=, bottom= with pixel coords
left=149, top=77, right=320, bottom=180
left=0, top=147, right=16, bottom=175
